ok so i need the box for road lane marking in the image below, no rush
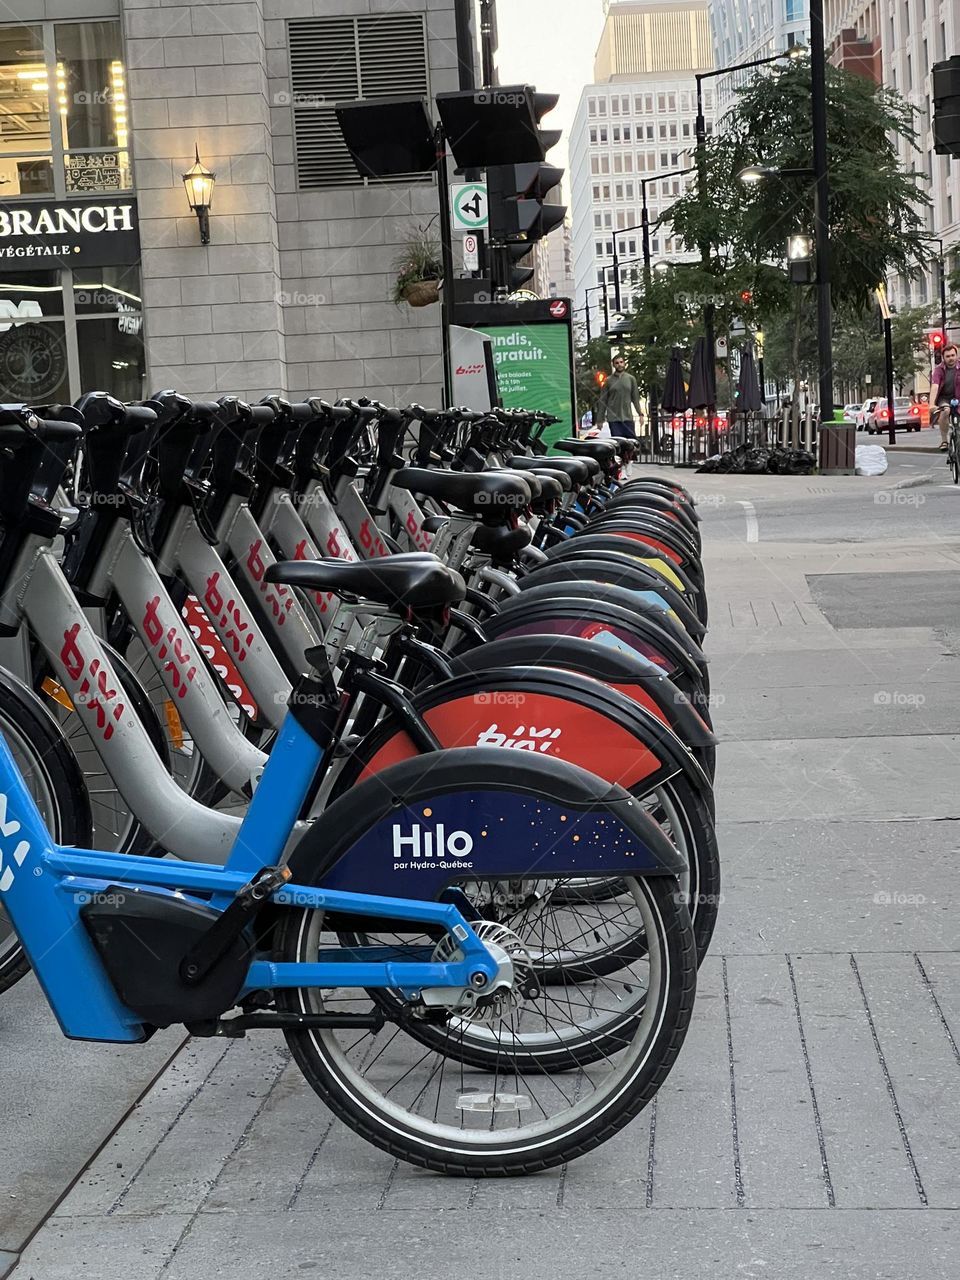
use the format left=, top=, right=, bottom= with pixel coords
left=737, top=499, right=759, bottom=543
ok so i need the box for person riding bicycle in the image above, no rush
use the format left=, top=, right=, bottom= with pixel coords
left=931, top=343, right=959, bottom=450
left=598, top=355, right=644, bottom=440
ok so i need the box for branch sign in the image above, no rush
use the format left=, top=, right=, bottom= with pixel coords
left=451, top=182, right=488, bottom=231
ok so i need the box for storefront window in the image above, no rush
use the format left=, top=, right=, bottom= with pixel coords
left=0, top=21, right=141, bottom=403
left=77, top=315, right=144, bottom=402
left=0, top=270, right=64, bottom=322
left=0, top=25, right=53, bottom=196
left=0, top=317, right=70, bottom=403
left=56, top=21, right=130, bottom=194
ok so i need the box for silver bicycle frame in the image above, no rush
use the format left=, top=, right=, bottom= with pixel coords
left=85, top=521, right=267, bottom=795
left=155, top=506, right=292, bottom=732
left=2, top=536, right=242, bottom=862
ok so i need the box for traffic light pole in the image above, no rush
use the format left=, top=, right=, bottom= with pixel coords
left=810, top=0, right=835, bottom=425
left=435, top=125, right=456, bottom=407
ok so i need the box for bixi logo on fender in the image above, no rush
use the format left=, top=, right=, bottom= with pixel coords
left=392, top=822, right=474, bottom=868
left=475, top=722, right=562, bottom=752
left=0, top=792, right=30, bottom=893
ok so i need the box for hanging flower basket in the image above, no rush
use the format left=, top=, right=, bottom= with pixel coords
left=392, top=226, right=443, bottom=307
left=401, top=278, right=441, bottom=307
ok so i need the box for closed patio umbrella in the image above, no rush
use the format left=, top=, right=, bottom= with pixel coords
left=688, top=336, right=716, bottom=410
left=736, top=343, right=763, bottom=412
left=661, top=347, right=688, bottom=413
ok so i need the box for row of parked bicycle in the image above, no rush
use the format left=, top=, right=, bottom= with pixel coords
left=0, top=391, right=716, bottom=1176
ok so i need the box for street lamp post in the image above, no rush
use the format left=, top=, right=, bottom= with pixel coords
left=694, top=47, right=804, bottom=417
left=584, top=283, right=608, bottom=336
left=809, top=0, right=834, bottom=424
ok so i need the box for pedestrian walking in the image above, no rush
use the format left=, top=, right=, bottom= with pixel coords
left=932, top=343, right=959, bottom=450
left=598, top=355, right=644, bottom=440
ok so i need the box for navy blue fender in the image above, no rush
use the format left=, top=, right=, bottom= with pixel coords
left=289, top=748, right=686, bottom=901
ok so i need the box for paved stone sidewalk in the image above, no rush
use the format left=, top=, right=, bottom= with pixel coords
left=4, top=473, right=960, bottom=1279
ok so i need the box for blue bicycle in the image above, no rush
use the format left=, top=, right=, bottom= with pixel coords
left=0, top=545, right=696, bottom=1175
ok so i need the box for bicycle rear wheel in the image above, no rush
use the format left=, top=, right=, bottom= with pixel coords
left=277, top=873, right=695, bottom=1176
left=0, top=673, right=92, bottom=994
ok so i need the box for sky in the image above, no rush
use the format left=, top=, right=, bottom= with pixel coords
left=495, top=0, right=607, bottom=181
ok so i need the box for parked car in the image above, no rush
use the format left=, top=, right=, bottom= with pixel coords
left=842, top=402, right=861, bottom=424
left=856, top=398, right=879, bottom=430
left=866, top=396, right=921, bottom=433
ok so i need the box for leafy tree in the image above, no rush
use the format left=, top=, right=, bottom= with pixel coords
left=667, top=59, right=930, bottom=308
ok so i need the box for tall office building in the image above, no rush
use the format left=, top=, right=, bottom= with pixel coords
left=825, top=0, right=959, bottom=335
left=709, top=0, right=808, bottom=105
left=570, top=1, right=715, bottom=335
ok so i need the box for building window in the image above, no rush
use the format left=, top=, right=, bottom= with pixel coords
left=623, top=154, right=632, bottom=172
left=645, top=94, right=654, bottom=112
left=602, top=183, right=611, bottom=200
left=669, top=123, right=677, bottom=139
left=623, top=124, right=631, bottom=142
left=590, top=127, right=598, bottom=143
left=599, top=125, right=608, bottom=142
left=634, top=96, right=644, bottom=114
left=682, top=121, right=691, bottom=138
left=645, top=123, right=654, bottom=140
left=597, top=97, right=607, bottom=115
left=660, top=151, right=669, bottom=167
left=906, top=54, right=912, bottom=90
left=603, top=212, right=612, bottom=228
left=659, top=123, right=667, bottom=140
left=621, top=96, right=630, bottom=114
left=627, top=237, right=636, bottom=255
left=594, top=212, right=602, bottom=228
left=588, top=97, right=597, bottom=116
left=625, top=181, right=634, bottom=199
left=600, top=155, right=610, bottom=174
left=591, top=156, right=600, bottom=174
left=667, top=94, right=676, bottom=111
left=657, top=93, right=666, bottom=112
left=637, top=152, right=646, bottom=171
left=595, top=240, right=604, bottom=256
left=596, top=269, right=605, bottom=286
left=615, top=181, right=623, bottom=200
left=651, top=238, right=660, bottom=254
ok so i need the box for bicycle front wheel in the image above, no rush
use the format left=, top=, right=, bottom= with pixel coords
left=0, top=673, right=92, bottom=994
left=277, top=874, right=696, bottom=1176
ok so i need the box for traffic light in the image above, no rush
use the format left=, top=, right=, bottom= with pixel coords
left=933, top=57, right=960, bottom=156
left=595, top=370, right=607, bottom=388
left=930, top=330, right=947, bottom=351
left=487, top=162, right=566, bottom=240
left=739, top=290, right=753, bottom=304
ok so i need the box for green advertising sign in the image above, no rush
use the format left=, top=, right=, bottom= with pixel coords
left=480, top=321, right=575, bottom=451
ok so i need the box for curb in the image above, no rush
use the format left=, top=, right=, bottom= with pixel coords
left=890, top=470, right=940, bottom=490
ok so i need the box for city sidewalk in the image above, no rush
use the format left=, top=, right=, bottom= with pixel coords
left=3, top=469, right=959, bottom=1279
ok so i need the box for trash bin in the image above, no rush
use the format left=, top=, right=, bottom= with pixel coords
left=819, top=412, right=855, bottom=475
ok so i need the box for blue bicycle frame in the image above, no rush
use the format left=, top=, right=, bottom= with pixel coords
left=0, top=709, right=499, bottom=1044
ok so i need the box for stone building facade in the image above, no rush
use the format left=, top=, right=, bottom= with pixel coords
left=0, top=0, right=463, bottom=407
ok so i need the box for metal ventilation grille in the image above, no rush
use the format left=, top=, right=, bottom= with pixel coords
left=289, top=14, right=430, bottom=190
